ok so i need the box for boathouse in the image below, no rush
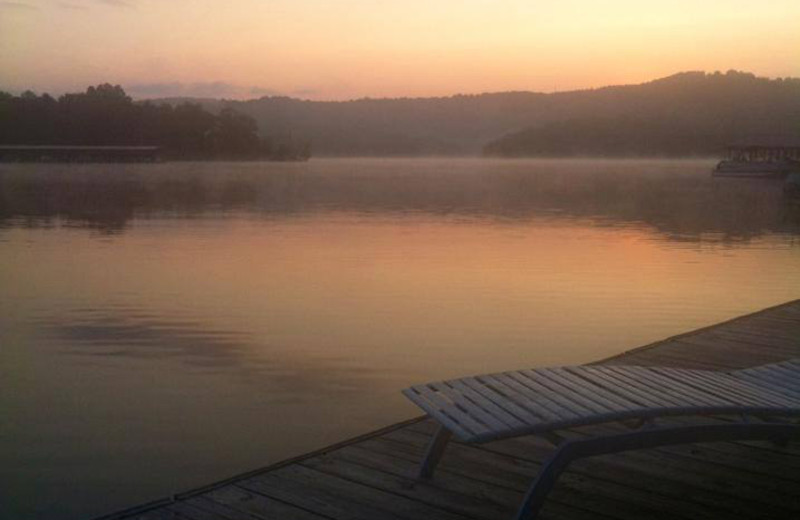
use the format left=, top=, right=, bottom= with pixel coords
left=0, top=145, right=160, bottom=163
left=725, top=144, right=800, bottom=163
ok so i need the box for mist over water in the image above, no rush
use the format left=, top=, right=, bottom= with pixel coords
left=1, top=158, right=799, bottom=520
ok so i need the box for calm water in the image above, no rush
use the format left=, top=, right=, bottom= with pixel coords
left=1, top=158, right=799, bottom=520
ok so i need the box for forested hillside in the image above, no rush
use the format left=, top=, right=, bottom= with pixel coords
left=484, top=71, right=800, bottom=157
left=0, top=85, right=310, bottom=160
left=8, top=72, right=796, bottom=157
left=190, top=70, right=799, bottom=156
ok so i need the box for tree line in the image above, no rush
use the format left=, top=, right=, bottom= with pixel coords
left=224, top=70, right=799, bottom=156
left=0, top=84, right=310, bottom=160
left=482, top=71, right=800, bottom=157
left=483, top=115, right=750, bottom=157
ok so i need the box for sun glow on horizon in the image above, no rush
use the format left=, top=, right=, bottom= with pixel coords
left=1, top=0, right=799, bottom=100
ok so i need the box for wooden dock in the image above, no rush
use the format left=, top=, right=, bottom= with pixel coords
left=98, top=300, right=800, bottom=520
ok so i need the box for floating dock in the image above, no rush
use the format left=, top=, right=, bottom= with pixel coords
left=0, top=145, right=160, bottom=163
left=98, top=300, right=800, bottom=520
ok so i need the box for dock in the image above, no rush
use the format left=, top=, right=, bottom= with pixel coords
left=0, top=145, right=160, bottom=163
left=98, top=300, right=800, bottom=520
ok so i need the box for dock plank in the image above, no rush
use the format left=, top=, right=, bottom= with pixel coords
left=397, top=420, right=800, bottom=518
left=189, top=488, right=327, bottom=520
left=163, top=502, right=229, bottom=520
left=379, top=428, right=739, bottom=520
left=241, top=464, right=470, bottom=520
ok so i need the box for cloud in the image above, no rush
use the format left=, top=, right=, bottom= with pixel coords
left=250, top=86, right=280, bottom=97
left=291, top=88, right=320, bottom=99
left=125, top=81, right=280, bottom=100
left=59, top=2, right=88, bottom=9
left=97, top=0, right=135, bottom=7
left=55, top=0, right=132, bottom=9
left=0, top=1, right=37, bottom=10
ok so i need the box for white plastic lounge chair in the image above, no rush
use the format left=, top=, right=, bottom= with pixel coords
left=403, top=359, right=800, bottom=520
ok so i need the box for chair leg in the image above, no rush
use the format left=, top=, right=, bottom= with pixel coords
left=514, top=441, right=575, bottom=520
left=417, top=424, right=453, bottom=479
left=513, top=422, right=800, bottom=520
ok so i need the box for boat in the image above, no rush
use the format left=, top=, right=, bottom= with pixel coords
left=712, top=145, right=800, bottom=178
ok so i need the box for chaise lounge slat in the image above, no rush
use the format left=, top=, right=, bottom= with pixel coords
left=649, top=367, right=762, bottom=406
left=404, top=363, right=800, bottom=443
left=567, top=366, right=669, bottom=408
left=550, top=367, right=642, bottom=411
left=449, top=379, right=529, bottom=430
left=460, top=377, right=540, bottom=425
left=507, top=371, right=589, bottom=419
left=402, top=359, right=800, bottom=520
left=524, top=369, right=614, bottom=414
left=601, top=365, right=691, bottom=406
left=477, top=373, right=563, bottom=422
left=733, top=359, right=800, bottom=398
left=662, top=366, right=797, bottom=406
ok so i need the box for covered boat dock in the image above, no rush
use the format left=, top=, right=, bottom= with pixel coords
left=0, top=145, right=160, bottom=163
left=724, top=144, right=800, bottom=163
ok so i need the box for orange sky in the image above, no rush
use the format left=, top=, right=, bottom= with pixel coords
left=2, top=0, right=799, bottom=100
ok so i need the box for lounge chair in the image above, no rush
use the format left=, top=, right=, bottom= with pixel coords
left=402, top=359, right=800, bottom=519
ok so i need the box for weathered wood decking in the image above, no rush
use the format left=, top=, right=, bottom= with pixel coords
left=99, top=300, right=800, bottom=520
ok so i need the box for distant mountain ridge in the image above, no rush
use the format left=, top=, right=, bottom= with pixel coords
left=147, top=71, right=800, bottom=156
left=484, top=71, right=800, bottom=157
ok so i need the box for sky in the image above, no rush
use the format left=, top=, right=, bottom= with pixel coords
left=2, top=0, right=799, bottom=101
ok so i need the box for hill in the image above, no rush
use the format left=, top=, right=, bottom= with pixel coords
left=148, top=71, right=800, bottom=157
left=484, top=71, right=800, bottom=157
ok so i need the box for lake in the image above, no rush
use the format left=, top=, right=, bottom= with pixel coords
left=1, top=158, right=799, bottom=520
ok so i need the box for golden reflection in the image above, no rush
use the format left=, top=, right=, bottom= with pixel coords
left=4, top=214, right=797, bottom=382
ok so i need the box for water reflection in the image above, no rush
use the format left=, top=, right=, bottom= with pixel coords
left=2, top=159, right=799, bottom=520
left=1, top=159, right=798, bottom=241
left=38, top=307, right=251, bottom=363
left=34, top=305, right=389, bottom=398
